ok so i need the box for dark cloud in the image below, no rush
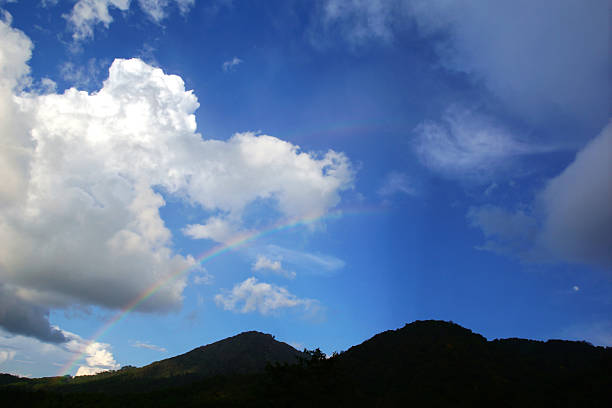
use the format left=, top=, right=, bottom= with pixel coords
left=0, top=284, right=67, bottom=343
left=538, top=121, right=612, bottom=269
left=319, top=0, right=610, bottom=126
left=468, top=121, right=612, bottom=270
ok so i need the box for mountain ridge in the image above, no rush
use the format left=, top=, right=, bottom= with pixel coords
left=1, top=320, right=611, bottom=406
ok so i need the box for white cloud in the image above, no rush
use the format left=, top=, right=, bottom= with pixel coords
left=72, top=339, right=120, bottom=376
left=214, top=277, right=316, bottom=315
left=66, top=0, right=197, bottom=40
left=252, top=255, right=296, bottom=279
left=253, top=255, right=281, bottom=272
left=65, top=0, right=131, bottom=41
left=183, top=217, right=249, bottom=244
left=378, top=171, right=416, bottom=196
left=0, top=13, right=34, bottom=211
left=318, top=0, right=610, bottom=125
left=0, top=19, right=353, bottom=340
left=222, top=57, right=242, bottom=71
left=130, top=340, right=167, bottom=352
left=414, top=106, right=555, bottom=181
left=0, top=11, right=31, bottom=89
left=572, top=286, right=580, bottom=292
left=180, top=134, right=353, bottom=243
left=0, top=327, right=119, bottom=377
left=468, top=121, right=612, bottom=270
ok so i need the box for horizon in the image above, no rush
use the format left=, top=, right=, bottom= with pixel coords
left=7, top=318, right=611, bottom=380
left=0, top=0, right=610, bottom=378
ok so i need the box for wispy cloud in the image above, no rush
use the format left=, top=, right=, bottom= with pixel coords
left=65, top=0, right=131, bottom=41
left=559, top=321, right=612, bottom=347
left=130, top=340, right=167, bottom=353
left=191, top=266, right=214, bottom=285
left=413, top=106, right=558, bottom=182
left=378, top=171, right=417, bottom=197
left=222, top=56, right=242, bottom=71
left=263, top=245, right=345, bottom=276
left=59, top=58, right=108, bottom=90
left=65, top=0, right=197, bottom=41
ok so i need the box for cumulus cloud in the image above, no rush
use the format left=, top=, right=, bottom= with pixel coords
left=183, top=217, right=248, bottom=244
left=0, top=12, right=31, bottom=88
left=72, top=339, right=120, bottom=376
left=179, top=134, right=353, bottom=243
left=413, top=107, right=554, bottom=180
left=252, top=255, right=296, bottom=279
left=66, top=0, right=196, bottom=40
left=253, top=255, right=281, bottom=272
left=0, top=327, right=119, bottom=377
left=0, top=18, right=352, bottom=340
left=469, top=121, right=612, bottom=270
left=214, top=277, right=316, bottom=315
left=222, top=57, right=242, bottom=72
left=318, top=0, right=609, bottom=125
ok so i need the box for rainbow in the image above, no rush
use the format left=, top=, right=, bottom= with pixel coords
left=58, top=206, right=383, bottom=376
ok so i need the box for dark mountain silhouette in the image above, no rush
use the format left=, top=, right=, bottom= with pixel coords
left=1, top=320, right=611, bottom=407
left=0, top=373, right=29, bottom=386
left=127, top=330, right=303, bottom=379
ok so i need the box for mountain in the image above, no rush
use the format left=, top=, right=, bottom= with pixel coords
left=27, top=330, right=304, bottom=395
left=1, top=320, right=611, bottom=407
left=323, top=320, right=612, bottom=406
left=133, top=330, right=303, bottom=379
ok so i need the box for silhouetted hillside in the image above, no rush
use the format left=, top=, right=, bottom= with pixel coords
left=19, top=331, right=303, bottom=395
left=1, top=320, right=611, bottom=407
left=135, top=330, right=302, bottom=379
left=0, top=373, right=29, bottom=386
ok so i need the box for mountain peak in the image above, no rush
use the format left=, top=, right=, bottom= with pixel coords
left=138, top=330, right=301, bottom=379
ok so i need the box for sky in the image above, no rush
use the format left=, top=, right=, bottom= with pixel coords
left=0, top=0, right=610, bottom=377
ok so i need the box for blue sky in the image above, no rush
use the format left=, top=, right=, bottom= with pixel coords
left=0, top=0, right=610, bottom=377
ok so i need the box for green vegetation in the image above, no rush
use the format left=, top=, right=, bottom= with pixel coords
left=1, top=321, right=610, bottom=406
